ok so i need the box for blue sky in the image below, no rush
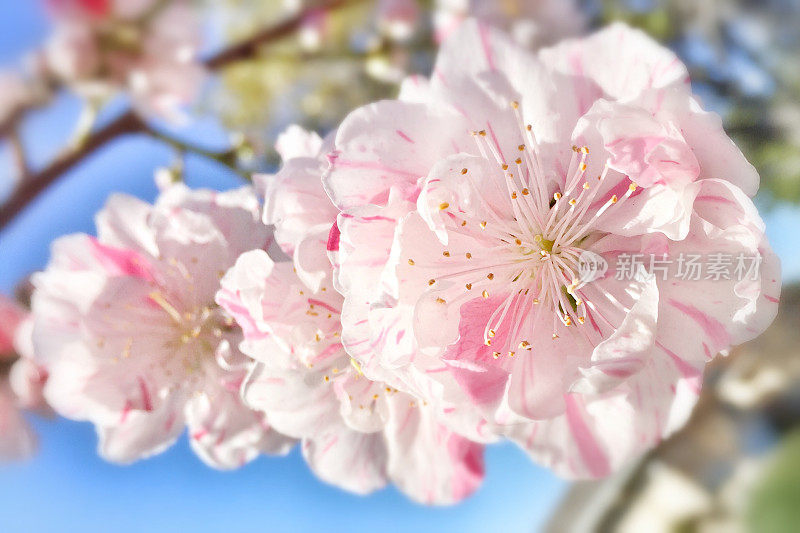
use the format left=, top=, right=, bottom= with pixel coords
left=1, top=3, right=798, bottom=532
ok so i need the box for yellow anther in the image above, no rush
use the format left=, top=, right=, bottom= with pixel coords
left=428, top=279, right=436, bottom=286
left=465, top=283, right=472, bottom=290
left=443, top=251, right=450, bottom=257
left=439, top=202, right=450, bottom=210
left=522, top=188, right=530, bottom=195
left=408, top=259, right=415, bottom=266
left=487, top=273, right=494, bottom=280
left=482, top=290, right=490, bottom=298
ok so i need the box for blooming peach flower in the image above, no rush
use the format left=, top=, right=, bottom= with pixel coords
left=10, top=318, right=51, bottom=415
left=323, top=21, right=780, bottom=478
left=32, top=185, right=294, bottom=468
left=0, top=295, right=26, bottom=356
left=45, top=0, right=204, bottom=120
left=216, top=127, right=484, bottom=503
left=0, top=297, right=47, bottom=461
left=434, top=0, right=587, bottom=49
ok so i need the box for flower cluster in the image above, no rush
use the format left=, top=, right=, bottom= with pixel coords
left=322, top=20, right=780, bottom=478
left=216, top=127, right=484, bottom=503
left=18, top=18, right=780, bottom=502
left=31, top=185, right=293, bottom=468
left=43, top=0, right=204, bottom=119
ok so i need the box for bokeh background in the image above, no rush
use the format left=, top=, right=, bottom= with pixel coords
left=1, top=1, right=799, bottom=531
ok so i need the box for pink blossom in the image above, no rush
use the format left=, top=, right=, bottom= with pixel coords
left=45, top=0, right=205, bottom=121
left=31, top=185, right=294, bottom=468
left=0, top=381, right=37, bottom=461
left=0, top=295, right=26, bottom=356
left=216, top=128, right=484, bottom=503
left=0, top=297, right=47, bottom=461
left=10, top=318, right=51, bottom=414
left=322, top=21, right=780, bottom=478
left=434, top=0, right=587, bottom=49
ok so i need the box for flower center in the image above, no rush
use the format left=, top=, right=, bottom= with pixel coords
left=419, top=101, right=639, bottom=358
left=148, top=290, right=234, bottom=368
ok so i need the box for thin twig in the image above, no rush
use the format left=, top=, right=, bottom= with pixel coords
left=0, top=110, right=146, bottom=229
left=8, top=131, right=30, bottom=182
left=144, top=125, right=249, bottom=181
left=204, top=0, right=358, bottom=69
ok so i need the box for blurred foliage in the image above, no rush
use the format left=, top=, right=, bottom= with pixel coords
left=207, top=0, right=437, bottom=166
left=206, top=0, right=800, bottom=201
left=748, top=429, right=800, bottom=533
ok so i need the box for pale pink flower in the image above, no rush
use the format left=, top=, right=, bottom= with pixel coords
left=45, top=0, right=205, bottom=120
left=434, top=0, right=587, bottom=49
left=0, top=297, right=46, bottom=461
left=31, top=185, right=294, bottom=468
left=0, top=295, right=26, bottom=356
left=216, top=127, right=484, bottom=503
left=323, top=21, right=781, bottom=478
left=10, top=318, right=51, bottom=414
left=0, top=381, right=37, bottom=461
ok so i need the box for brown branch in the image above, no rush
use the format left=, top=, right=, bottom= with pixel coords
left=0, top=111, right=146, bottom=229
left=0, top=0, right=361, bottom=230
left=204, top=0, right=356, bottom=69
left=8, top=131, right=30, bottom=181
